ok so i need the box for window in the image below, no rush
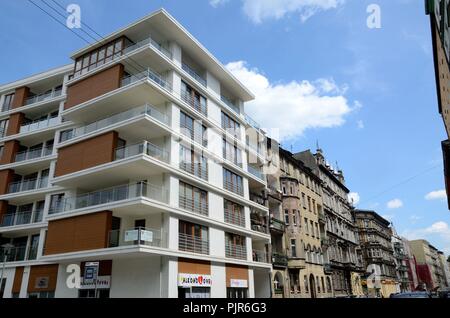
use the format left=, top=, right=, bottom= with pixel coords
left=304, top=218, right=309, bottom=234
left=304, top=276, right=309, bottom=293
left=179, top=220, right=209, bottom=254
left=179, top=181, right=208, bottom=216
left=223, top=139, right=242, bottom=166
left=310, top=220, right=314, bottom=237
left=225, top=232, right=246, bottom=259
left=317, top=276, right=321, bottom=293
left=180, top=111, right=207, bottom=146
left=221, top=112, right=241, bottom=139
left=224, top=200, right=245, bottom=227
left=180, top=145, right=208, bottom=180
left=0, top=119, right=9, bottom=137
left=181, top=81, right=207, bottom=115
left=223, top=168, right=243, bottom=196
left=292, top=211, right=297, bottom=226
left=302, top=193, right=306, bottom=209
left=327, top=277, right=332, bottom=292
left=2, top=93, right=15, bottom=112
left=290, top=239, right=297, bottom=258
left=289, top=270, right=300, bottom=293
left=282, top=185, right=287, bottom=195
left=284, top=210, right=290, bottom=225
left=321, top=277, right=325, bottom=293
left=49, top=193, right=65, bottom=214
left=0, top=145, right=3, bottom=160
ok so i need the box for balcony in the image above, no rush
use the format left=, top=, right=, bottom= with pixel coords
left=179, top=163, right=208, bottom=181
left=247, top=165, right=264, bottom=181
left=250, top=212, right=268, bottom=233
left=250, top=193, right=266, bottom=207
left=225, top=244, right=247, bottom=260
left=220, top=95, right=240, bottom=115
left=179, top=195, right=208, bottom=216
left=253, top=250, right=269, bottom=263
left=178, top=233, right=209, bottom=255
left=0, top=245, right=38, bottom=262
left=244, top=113, right=261, bottom=131
left=321, top=237, right=330, bottom=246
left=224, top=209, right=246, bottom=228
left=182, top=63, right=207, bottom=87
left=49, top=181, right=168, bottom=215
left=272, top=252, right=288, bottom=267
left=108, top=227, right=166, bottom=249
left=270, top=217, right=286, bottom=233
left=324, top=263, right=333, bottom=274
left=319, top=211, right=326, bottom=223
left=19, top=114, right=59, bottom=135
left=24, top=87, right=63, bottom=106
left=14, top=145, right=53, bottom=163
left=115, top=141, right=169, bottom=163
left=223, top=180, right=244, bottom=196
left=180, top=89, right=208, bottom=116
left=8, top=177, right=49, bottom=194
left=0, top=209, right=43, bottom=228
left=60, top=104, right=170, bottom=143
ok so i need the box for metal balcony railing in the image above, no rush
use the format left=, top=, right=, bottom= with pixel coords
left=250, top=194, right=265, bottom=207
left=250, top=213, right=268, bottom=233
left=179, top=162, right=208, bottom=180
left=247, top=165, right=264, bottom=180
left=224, top=209, right=246, bottom=228
left=180, top=123, right=208, bottom=147
left=49, top=182, right=169, bottom=214
left=182, top=63, right=207, bottom=87
left=223, top=180, right=244, bottom=196
left=108, top=227, right=166, bottom=248
left=180, top=89, right=208, bottom=116
left=24, top=88, right=63, bottom=106
left=225, top=244, right=247, bottom=260
left=272, top=252, right=288, bottom=267
left=270, top=217, right=286, bottom=232
left=178, top=195, right=209, bottom=216
left=7, top=177, right=49, bottom=194
left=114, top=141, right=170, bottom=163
left=252, top=250, right=269, bottom=263
left=14, top=145, right=53, bottom=163
left=19, top=115, right=59, bottom=134
left=60, top=104, right=169, bottom=142
left=178, top=233, right=209, bottom=255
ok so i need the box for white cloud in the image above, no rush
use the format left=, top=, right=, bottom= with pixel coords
left=209, top=0, right=345, bottom=23
left=241, top=0, right=345, bottom=24
left=348, top=192, right=360, bottom=206
left=425, top=190, right=447, bottom=201
left=226, top=61, right=356, bottom=141
left=403, top=221, right=450, bottom=254
left=209, top=0, right=229, bottom=7
left=387, top=198, right=403, bottom=209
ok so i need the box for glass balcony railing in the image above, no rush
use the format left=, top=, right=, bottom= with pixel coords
left=224, top=209, right=246, bottom=228
left=60, top=104, right=169, bottom=142
left=24, top=88, right=63, bottom=106
left=0, top=245, right=38, bottom=262
left=220, top=96, right=240, bottom=115
left=247, top=165, right=264, bottom=181
left=244, top=113, right=261, bottom=130
left=0, top=209, right=44, bottom=227
left=178, top=233, right=209, bottom=255
left=114, top=141, right=170, bottom=163
left=122, top=36, right=172, bottom=59
left=253, top=250, right=269, bottom=263
left=8, top=177, right=49, bottom=194
left=179, top=162, right=208, bottom=181
left=225, top=244, right=247, bottom=260
left=19, top=115, right=59, bottom=134
left=14, top=146, right=53, bottom=163
left=121, top=68, right=172, bottom=92
left=178, top=195, right=209, bottom=216
left=108, top=227, right=166, bottom=249
left=182, top=63, right=207, bottom=87
left=49, top=181, right=169, bottom=215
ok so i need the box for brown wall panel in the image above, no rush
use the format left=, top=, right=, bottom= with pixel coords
left=65, top=64, right=124, bottom=109
left=55, top=132, right=118, bottom=177
left=12, top=267, right=24, bottom=294
left=0, top=169, right=15, bottom=195
left=6, top=113, right=25, bottom=136
left=44, top=211, right=112, bottom=255
left=0, top=140, right=20, bottom=164
left=0, top=200, right=8, bottom=224
left=12, top=87, right=30, bottom=109
left=178, top=258, right=211, bottom=275
left=225, top=264, right=248, bottom=287
left=27, top=265, right=58, bottom=293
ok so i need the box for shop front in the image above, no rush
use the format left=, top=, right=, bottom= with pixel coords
left=226, top=264, right=249, bottom=298
left=178, top=259, right=211, bottom=298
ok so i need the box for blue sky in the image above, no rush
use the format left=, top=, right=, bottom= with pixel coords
left=1, top=0, right=449, bottom=254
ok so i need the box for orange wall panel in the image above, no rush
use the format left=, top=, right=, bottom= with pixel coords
left=12, top=87, right=30, bottom=109
left=178, top=258, right=211, bottom=275
left=0, top=169, right=15, bottom=195
left=6, top=113, right=25, bottom=136
left=0, top=140, right=20, bottom=164
left=27, top=265, right=59, bottom=293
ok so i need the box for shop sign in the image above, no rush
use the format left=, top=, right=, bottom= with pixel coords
left=178, top=273, right=212, bottom=287
left=230, top=279, right=248, bottom=288
left=84, top=262, right=99, bottom=285
left=34, top=277, right=49, bottom=289
left=80, top=276, right=111, bottom=290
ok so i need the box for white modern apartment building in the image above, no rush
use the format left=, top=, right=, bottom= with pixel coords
left=0, top=9, right=271, bottom=298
